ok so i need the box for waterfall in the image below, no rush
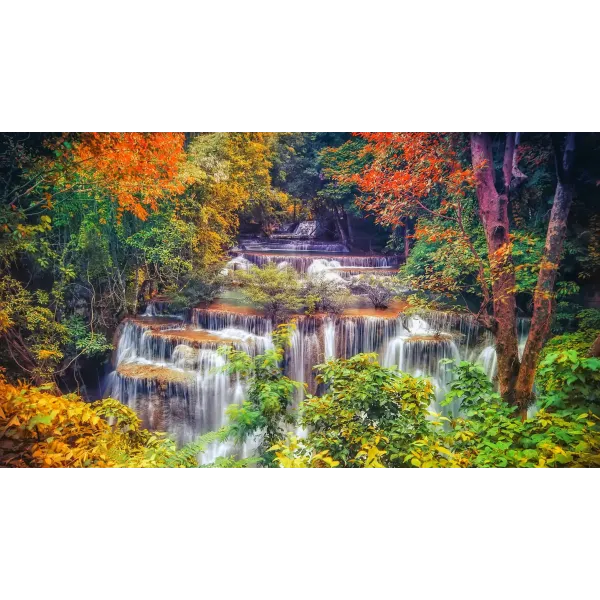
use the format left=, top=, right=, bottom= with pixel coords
left=222, top=255, right=252, bottom=275
left=192, top=308, right=273, bottom=337
left=307, top=258, right=342, bottom=275
left=236, top=252, right=398, bottom=274
left=475, top=317, right=530, bottom=380
left=109, top=296, right=509, bottom=462
left=106, top=315, right=276, bottom=463
left=477, top=345, right=498, bottom=380
left=289, top=221, right=318, bottom=238
left=239, top=240, right=350, bottom=253
left=324, top=318, right=336, bottom=360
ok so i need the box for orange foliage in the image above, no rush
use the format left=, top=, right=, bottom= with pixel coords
left=345, top=132, right=474, bottom=227
left=68, top=132, right=186, bottom=221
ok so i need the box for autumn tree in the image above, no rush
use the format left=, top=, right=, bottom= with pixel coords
left=347, top=132, right=577, bottom=413
left=0, top=133, right=190, bottom=384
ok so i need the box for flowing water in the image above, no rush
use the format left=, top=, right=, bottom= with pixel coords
left=106, top=240, right=528, bottom=460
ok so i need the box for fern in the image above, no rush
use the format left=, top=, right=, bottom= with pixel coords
left=166, top=429, right=229, bottom=468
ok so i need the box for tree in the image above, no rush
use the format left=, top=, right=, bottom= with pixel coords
left=294, top=353, right=436, bottom=467
left=513, top=134, right=576, bottom=408
left=347, top=132, right=577, bottom=413
left=351, top=274, right=400, bottom=309
left=236, top=263, right=303, bottom=321
left=55, top=132, right=186, bottom=221
left=302, top=272, right=351, bottom=315
left=0, top=132, right=249, bottom=384
left=272, top=356, right=600, bottom=468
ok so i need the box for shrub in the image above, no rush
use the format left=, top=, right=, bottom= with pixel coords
left=288, top=353, right=435, bottom=467
left=219, top=323, right=300, bottom=466
left=0, top=377, right=222, bottom=468
left=236, top=263, right=302, bottom=321
left=302, top=273, right=351, bottom=315
left=351, top=274, right=400, bottom=309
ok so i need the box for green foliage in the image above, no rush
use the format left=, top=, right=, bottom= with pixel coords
left=236, top=263, right=303, bottom=321
left=270, top=434, right=340, bottom=468
left=351, top=274, right=401, bottom=309
left=538, top=308, right=600, bottom=407
left=294, top=353, right=435, bottom=467
left=64, top=315, right=112, bottom=358
left=0, top=276, right=69, bottom=381
left=408, top=360, right=600, bottom=468
left=220, top=323, right=300, bottom=466
left=166, top=269, right=226, bottom=310
left=272, top=357, right=600, bottom=468
left=551, top=281, right=583, bottom=333
left=302, top=273, right=351, bottom=315
left=200, top=456, right=262, bottom=468
left=577, top=308, right=600, bottom=331
left=401, top=216, right=486, bottom=303
left=537, top=352, right=600, bottom=410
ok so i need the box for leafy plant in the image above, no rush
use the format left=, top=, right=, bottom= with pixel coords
left=236, top=263, right=303, bottom=321
left=410, top=360, right=600, bottom=468
left=219, top=322, right=301, bottom=466
left=293, top=353, right=435, bottom=467
left=351, top=274, right=400, bottom=309
left=0, top=377, right=225, bottom=468
left=302, top=272, right=350, bottom=315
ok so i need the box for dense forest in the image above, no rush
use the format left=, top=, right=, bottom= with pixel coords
left=1, top=132, right=599, bottom=468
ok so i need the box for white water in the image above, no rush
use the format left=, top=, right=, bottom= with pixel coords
left=107, top=238, right=526, bottom=462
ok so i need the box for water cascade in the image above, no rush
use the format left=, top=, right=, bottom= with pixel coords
left=105, top=317, right=272, bottom=462
left=106, top=237, right=520, bottom=461
left=235, top=252, right=398, bottom=274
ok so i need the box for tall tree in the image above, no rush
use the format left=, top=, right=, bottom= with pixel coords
left=514, top=134, right=576, bottom=408
left=348, top=132, right=577, bottom=412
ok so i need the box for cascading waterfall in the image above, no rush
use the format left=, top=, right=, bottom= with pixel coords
left=106, top=317, right=273, bottom=463
left=475, top=317, right=530, bottom=379
left=107, top=228, right=524, bottom=462
left=192, top=308, right=273, bottom=337
left=324, top=317, right=336, bottom=360
left=235, top=252, right=397, bottom=273
left=238, top=239, right=350, bottom=253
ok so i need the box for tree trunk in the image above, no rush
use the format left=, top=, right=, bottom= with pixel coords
left=471, top=133, right=520, bottom=404
left=400, top=222, right=410, bottom=264
left=403, top=218, right=414, bottom=263
left=345, top=209, right=355, bottom=245
left=589, top=333, right=600, bottom=358
left=333, top=204, right=349, bottom=246
left=515, top=134, right=576, bottom=410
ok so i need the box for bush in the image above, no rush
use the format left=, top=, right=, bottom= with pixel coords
left=0, top=377, right=223, bottom=467
left=219, top=323, right=300, bottom=466
left=283, top=353, right=435, bottom=468
left=166, top=268, right=226, bottom=310
left=537, top=308, right=600, bottom=409
left=424, top=360, right=600, bottom=468
left=351, top=274, right=400, bottom=309
left=302, top=273, right=351, bottom=315
left=536, top=351, right=600, bottom=410
left=236, top=263, right=303, bottom=321
left=271, top=357, right=600, bottom=468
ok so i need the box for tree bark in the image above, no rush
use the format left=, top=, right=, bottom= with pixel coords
left=515, top=134, right=576, bottom=410
left=333, top=204, right=349, bottom=246
left=402, top=218, right=413, bottom=263
left=589, top=333, right=600, bottom=358
left=345, top=208, right=355, bottom=245
left=471, top=133, right=520, bottom=403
